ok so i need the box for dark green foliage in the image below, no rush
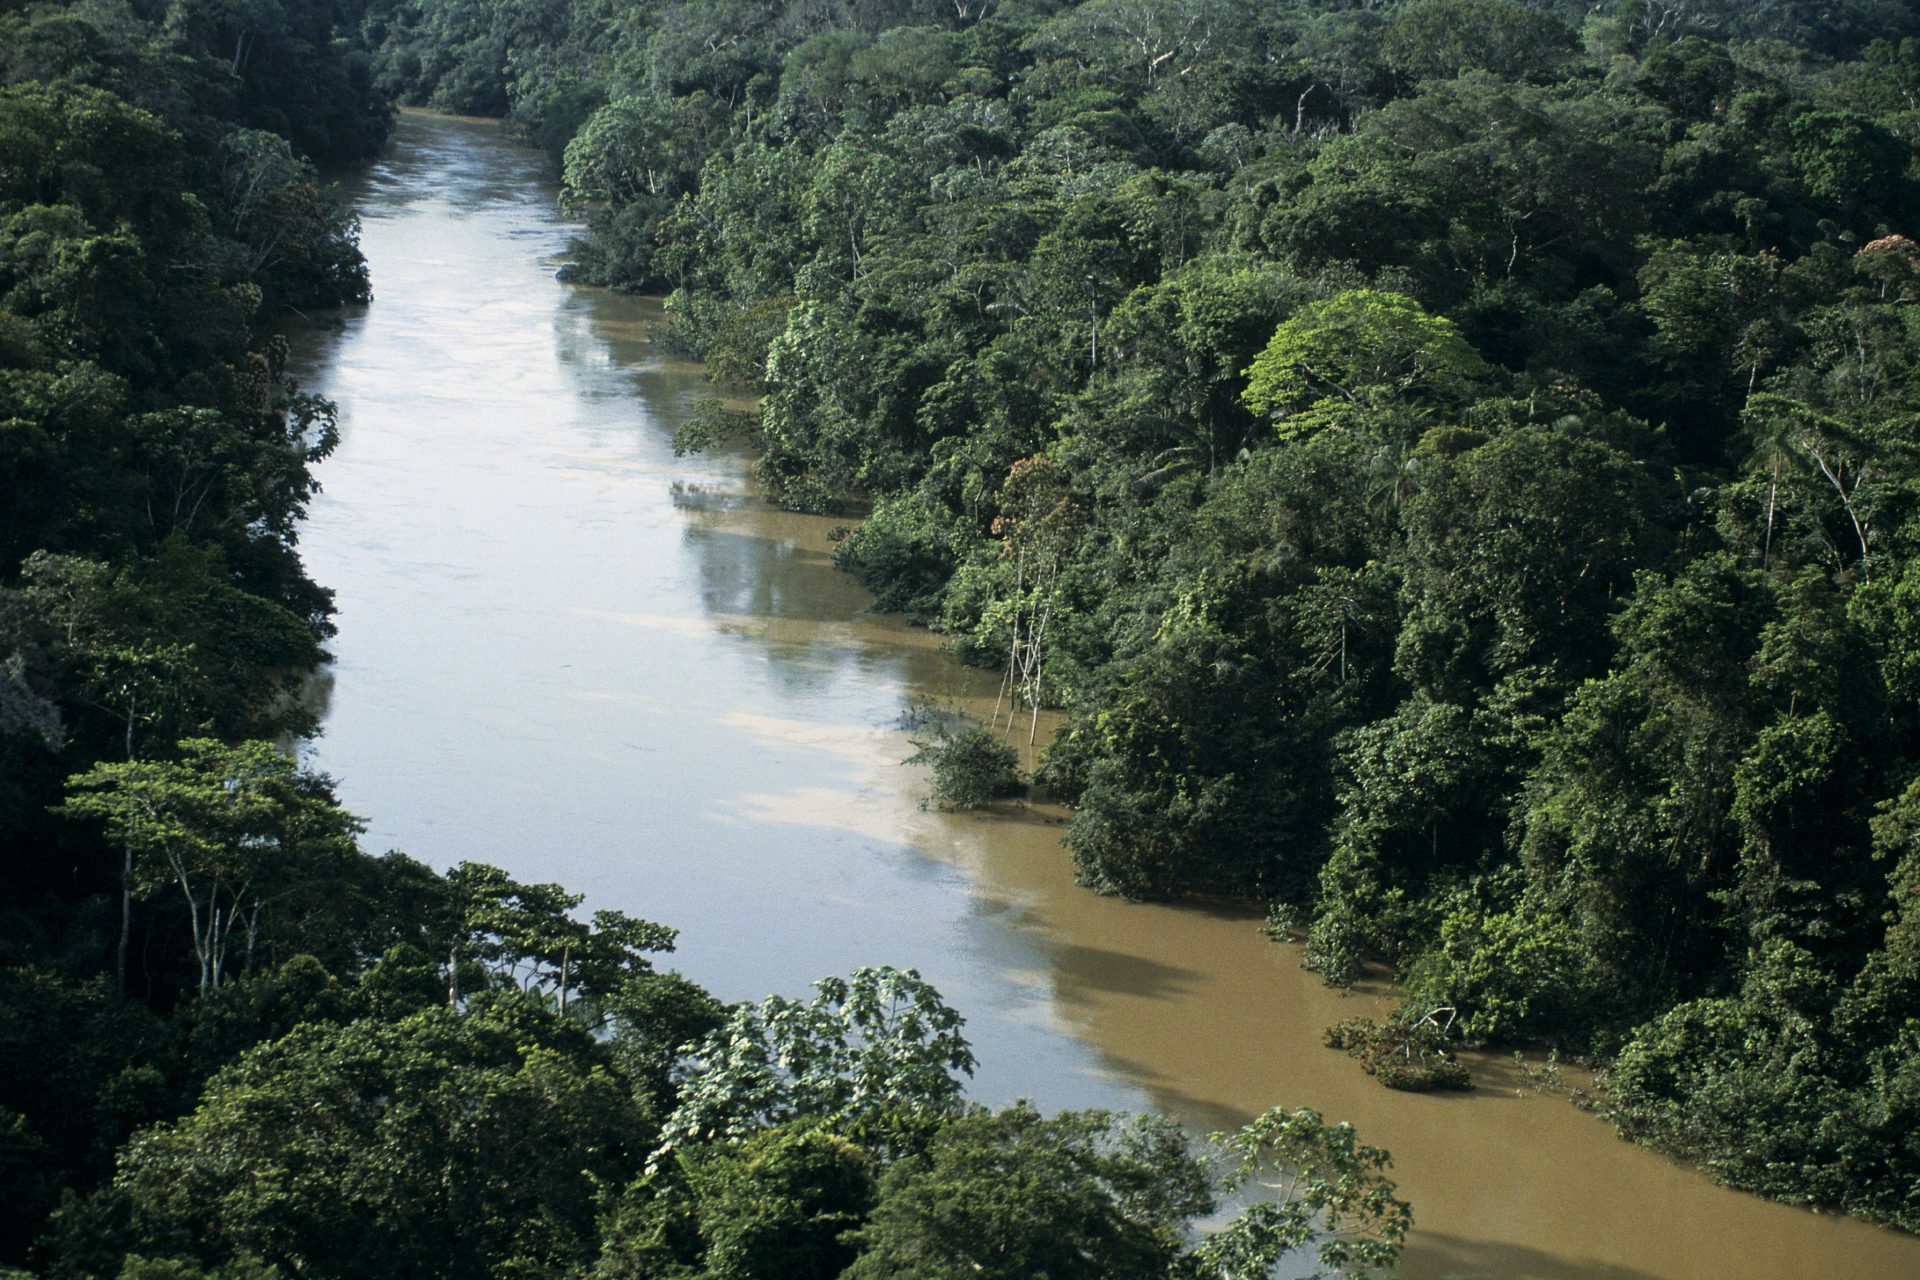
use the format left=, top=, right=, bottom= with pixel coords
left=0, top=970, right=174, bottom=1260
left=58, top=740, right=371, bottom=996
left=1380, top=0, right=1580, bottom=85
left=0, top=0, right=389, bottom=1009
left=181, top=956, right=359, bottom=1084
left=833, top=492, right=963, bottom=619
left=108, top=997, right=656, bottom=1279
left=380, top=0, right=1920, bottom=1227
left=1603, top=783, right=1920, bottom=1229
left=1401, top=883, right=1591, bottom=1045
left=7, top=0, right=1920, bottom=1254
left=602, top=968, right=731, bottom=1097
left=842, top=1105, right=1209, bottom=1280
left=1605, top=940, right=1858, bottom=1207
left=670, top=396, right=758, bottom=457
left=688, top=1123, right=875, bottom=1280
left=0, top=0, right=399, bottom=1263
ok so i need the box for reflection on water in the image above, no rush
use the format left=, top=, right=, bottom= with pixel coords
left=294, top=112, right=1920, bottom=1280
left=293, top=112, right=1118, bottom=1114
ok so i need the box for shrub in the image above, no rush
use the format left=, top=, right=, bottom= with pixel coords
left=906, top=719, right=1022, bottom=810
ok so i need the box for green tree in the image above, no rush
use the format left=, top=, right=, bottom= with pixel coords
left=0, top=970, right=172, bottom=1261
left=111, top=998, right=652, bottom=1279
left=443, top=860, right=677, bottom=1014
left=1519, top=556, right=1774, bottom=1023
left=687, top=1123, right=875, bottom=1280
left=1381, top=0, right=1579, bottom=85
left=1089, top=256, right=1307, bottom=468
left=1243, top=289, right=1491, bottom=442
left=906, top=716, right=1022, bottom=810
left=663, top=967, right=976, bottom=1152
left=1197, top=1106, right=1411, bottom=1280
left=1604, top=939, right=1854, bottom=1210
left=1403, top=886, right=1588, bottom=1044
left=58, top=740, right=363, bottom=996
left=1789, top=110, right=1909, bottom=215
left=1395, top=427, right=1673, bottom=698
left=843, top=1105, right=1209, bottom=1280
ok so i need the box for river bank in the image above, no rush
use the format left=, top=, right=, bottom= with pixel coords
left=292, top=110, right=1920, bottom=1280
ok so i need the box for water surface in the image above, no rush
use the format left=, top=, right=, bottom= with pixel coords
left=294, top=112, right=1920, bottom=1280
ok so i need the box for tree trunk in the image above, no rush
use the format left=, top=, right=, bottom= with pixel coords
left=1762, top=455, right=1779, bottom=569
left=117, top=842, right=133, bottom=993
left=117, top=709, right=135, bottom=992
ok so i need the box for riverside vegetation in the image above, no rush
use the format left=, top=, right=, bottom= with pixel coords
left=359, top=0, right=1920, bottom=1234
left=0, top=1, right=1412, bottom=1277
left=1, top=0, right=1917, bottom=1271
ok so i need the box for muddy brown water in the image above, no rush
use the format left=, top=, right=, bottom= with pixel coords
left=291, top=111, right=1920, bottom=1280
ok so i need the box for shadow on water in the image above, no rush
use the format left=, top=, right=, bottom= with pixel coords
left=1400, top=1233, right=1660, bottom=1280
left=1045, top=939, right=1205, bottom=1004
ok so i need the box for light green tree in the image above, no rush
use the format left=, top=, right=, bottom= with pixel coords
left=443, top=860, right=677, bottom=1014
left=662, top=967, right=976, bottom=1152
left=1243, top=290, right=1490, bottom=441
left=1198, top=1107, right=1412, bottom=1279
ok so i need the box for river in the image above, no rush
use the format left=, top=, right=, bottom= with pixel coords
left=291, top=111, right=1920, bottom=1280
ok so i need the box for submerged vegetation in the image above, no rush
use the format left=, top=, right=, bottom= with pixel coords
left=904, top=703, right=1024, bottom=808
left=1324, top=1015, right=1474, bottom=1094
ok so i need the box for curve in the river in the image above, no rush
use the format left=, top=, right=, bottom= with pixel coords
left=293, top=111, right=1920, bottom=1280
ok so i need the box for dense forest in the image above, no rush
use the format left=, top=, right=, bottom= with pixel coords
left=355, top=0, right=1920, bottom=1234
left=4, top=0, right=1920, bottom=1271
left=0, top=2, right=1415, bottom=1277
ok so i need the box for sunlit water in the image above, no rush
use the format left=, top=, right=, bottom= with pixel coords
left=293, top=112, right=1920, bottom=1280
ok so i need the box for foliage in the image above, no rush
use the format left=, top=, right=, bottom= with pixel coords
left=670, top=397, right=759, bottom=457
left=685, top=1123, right=876, bottom=1280
left=1324, top=1015, right=1474, bottom=1092
left=1242, top=289, right=1491, bottom=440
left=905, top=714, right=1023, bottom=809
left=10, top=0, right=1920, bottom=1252
left=843, top=1105, right=1210, bottom=1280
left=1403, top=891, right=1588, bottom=1045
left=0, top=0, right=387, bottom=1027
left=108, top=998, right=654, bottom=1279
left=1198, top=1106, right=1413, bottom=1279
left=662, top=966, right=977, bottom=1152
left=443, top=860, right=678, bottom=1013
left=58, top=741, right=366, bottom=995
